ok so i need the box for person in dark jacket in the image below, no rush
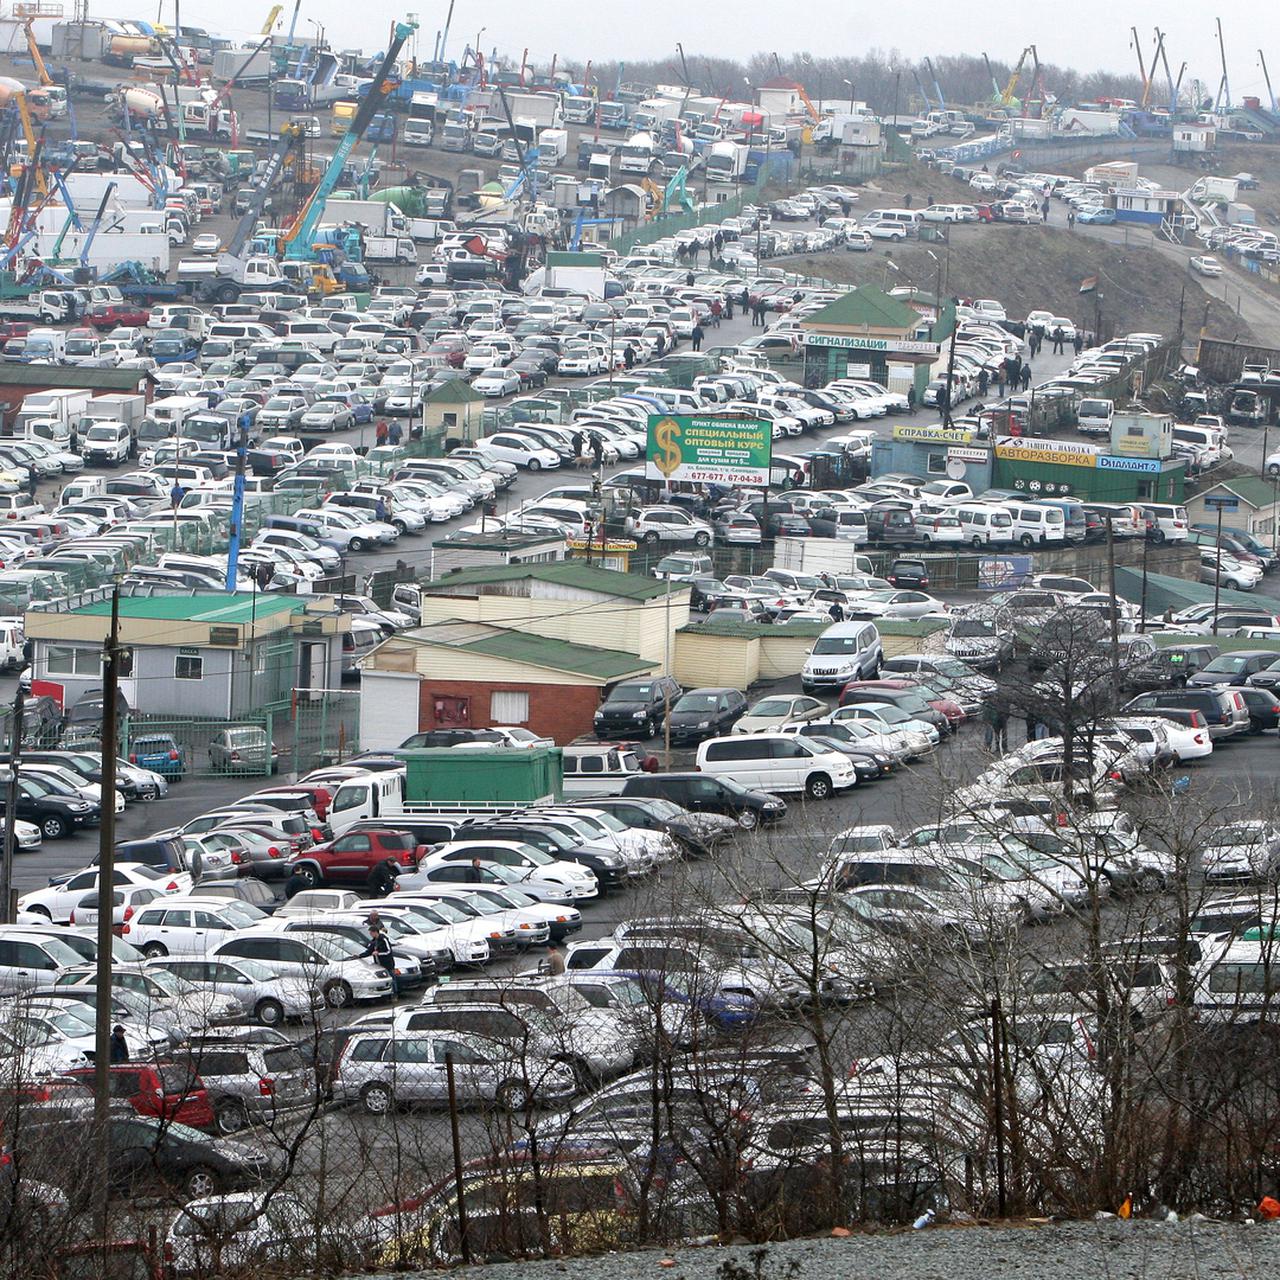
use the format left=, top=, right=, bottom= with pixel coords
left=359, top=924, right=399, bottom=996
left=110, top=1025, right=129, bottom=1063
left=570, top=430, right=584, bottom=463
left=691, top=323, right=704, bottom=352
left=623, top=344, right=635, bottom=369
left=1021, top=365, right=1032, bottom=391
left=590, top=434, right=604, bottom=467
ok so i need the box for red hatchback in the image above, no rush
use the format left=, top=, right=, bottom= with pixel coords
left=67, top=1063, right=215, bottom=1129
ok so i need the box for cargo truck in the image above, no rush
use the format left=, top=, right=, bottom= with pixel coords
left=618, top=131, right=657, bottom=175
left=212, top=46, right=273, bottom=85
left=562, top=94, right=595, bottom=124
left=324, top=749, right=563, bottom=834
left=364, top=235, right=417, bottom=264
left=503, top=91, right=562, bottom=129
left=598, top=100, right=629, bottom=131
left=537, top=127, right=568, bottom=164
left=630, top=97, right=683, bottom=133
left=403, top=91, right=437, bottom=146
left=440, top=117, right=472, bottom=152
left=706, top=140, right=748, bottom=183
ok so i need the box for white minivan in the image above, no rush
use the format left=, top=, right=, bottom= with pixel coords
left=953, top=502, right=1014, bottom=546
left=696, top=733, right=858, bottom=800
left=1008, top=502, right=1067, bottom=548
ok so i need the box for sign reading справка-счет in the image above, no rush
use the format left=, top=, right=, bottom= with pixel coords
left=645, top=415, right=773, bottom=486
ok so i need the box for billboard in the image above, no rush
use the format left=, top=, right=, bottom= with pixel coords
left=645, top=415, right=772, bottom=487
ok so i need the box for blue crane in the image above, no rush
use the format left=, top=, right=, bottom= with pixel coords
left=281, top=19, right=417, bottom=262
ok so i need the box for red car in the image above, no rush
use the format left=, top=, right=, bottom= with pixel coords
left=66, top=1063, right=215, bottom=1129
left=87, top=302, right=151, bottom=329
left=0, top=321, right=30, bottom=350
left=286, top=827, right=426, bottom=893
left=839, top=677, right=966, bottom=730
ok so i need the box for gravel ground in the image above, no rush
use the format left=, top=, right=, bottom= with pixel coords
left=371, top=1219, right=1280, bottom=1280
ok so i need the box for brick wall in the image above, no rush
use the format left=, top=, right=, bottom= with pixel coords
left=417, top=679, right=602, bottom=745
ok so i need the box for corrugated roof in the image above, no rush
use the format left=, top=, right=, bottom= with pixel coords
left=1199, top=476, right=1280, bottom=510
left=72, top=592, right=303, bottom=624
left=425, top=380, right=484, bottom=404
left=803, top=285, right=919, bottom=332
left=1113, top=567, right=1263, bottom=614
left=0, top=365, right=146, bottom=390
left=425, top=561, right=676, bottom=601
left=459, top=629, right=654, bottom=680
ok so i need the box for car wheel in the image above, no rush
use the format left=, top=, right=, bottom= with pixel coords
left=215, top=1100, right=248, bottom=1135
left=642, top=531, right=660, bottom=545
left=255, top=997, right=285, bottom=1026
left=41, top=816, right=66, bottom=839
left=805, top=773, right=833, bottom=800
left=1137, top=869, right=1164, bottom=893
left=183, top=1166, right=220, bottom=1199
left=142, top=942, right=167, bottom=959
left=1019, top=534, right=1034, bottom=548
left=556, top=1054, right=597, bottom=1091
left=324, top=979, right=353, bottom=1008
left=737, top=808, right=760, bottom=831
left=971, top=536, right=984, bottom=548
left=528, top=458, right=541, bottom=471
left=693, top=532, right=710, bottom=548
left=349, top=537, right=368, bottom=553
left=496, top=1079, right=531, bottom=1111
left=362, top=1082, right=394, bottom=1115
left=1269, top=463, right=1280, bottom=478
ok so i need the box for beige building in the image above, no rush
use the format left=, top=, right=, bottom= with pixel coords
left=417, top=562, right=690, bottom=665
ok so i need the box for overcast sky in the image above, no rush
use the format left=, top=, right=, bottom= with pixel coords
left=166, top=0, right=1270, bottom=99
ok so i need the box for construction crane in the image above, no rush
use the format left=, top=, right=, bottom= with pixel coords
left=911, top=67, right=934, bottom=113
left=924, top=57, right=945, bottom=110
left=1131, top=27, right=1151, bottom=107
left=1260, top=50, right=1276, bottom=114
left=1002, top=47, right=1031, bottom=107
left=1142, top=31, right=1165, bottom=109
left=225, top=122, right=304, bottom=260
left=981, top=53, right=1002, bottom=103
left=260, top=4, right=283, bottom=34
left=19, top=18, right=51, bottom=87
left=11, top=93, right=46, bottom=196
left=1154, top=29, right=1178, bottom=113
left=795, top=81, right=820, bottom=124
left=1214, top=18, right=1230, bottom=112
left=281, top=19, right=417, bottom=260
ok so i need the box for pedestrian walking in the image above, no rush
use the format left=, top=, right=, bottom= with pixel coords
left=977, top=368, right=990, bottom=394
left=1021, top=364, right=1032, bottom=391
left=1067, top=208, right=1076, bottom=230
left=1025, top=710, right=1039, bottom=742
left=624, top=344, right=635, bottom=369
left=388, top=420, right=403, bottom=446
left=724, top=294, right=734, bottom=321
left=983, top=703, right=1009, bottom=752
left=570, top=429, right=584, bottom=465
left=1073, top=332, right=1084, bottom=355
left=740, top=285, right=750, bottom=313
left=110, top=1024, right=129, bottom=1063
left=691, top=323, right=704, bottom=352
left=710, top=299, right=722, bottom=327
left=359, top=923, right=399, bottom=997
left=590, top=434, right=604, bottom=468
left=1041, top=197, right=1050, bottom=222
left=1052, top=326, right=1065, bottom=354
left=996, top=372, right=1006, bottom=398
left=375, top=419, right=390, bottom=446
left=544, top=943, right=567, bottom=975
left=903, top=192, right=913, bottom=209
left=686, top=271, right=695, bottom=287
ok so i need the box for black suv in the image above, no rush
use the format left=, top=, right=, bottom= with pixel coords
left=665, top=687, right=748, bottom=744
left=620, top=772, right=787, bottom=829
left=1124, top=643, right=1220, bottom=692
left=98, top=836, right=188, bottom=873
left=886, top=558, right=930, bottom=589
left=594, top=676, right=683, bottom=739
left=0, top=776, right=99, bottom=839
left=399, top=728, right=507, bottom=748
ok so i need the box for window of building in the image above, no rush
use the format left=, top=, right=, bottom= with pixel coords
left=46, top=645, right=101, bottom=677
left=925, top=451, right=947, bottom=475
left=175, top=654, right=204, bottom=681
left=490, top=690, right=529, bottom=724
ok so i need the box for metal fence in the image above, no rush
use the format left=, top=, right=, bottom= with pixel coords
left=289, top=689, right=362, bottom=776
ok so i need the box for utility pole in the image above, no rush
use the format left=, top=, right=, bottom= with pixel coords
left=0, top=686, right=24, bottom=924
left=445, top=1053, right=471, bottom=1265
left=1212, top=502, right=1224, bottom=635
left=1105, top=515, right=1120, bottom=688
left=93, top=586, right=121, bottom=1236
left=990, top=995, right=1007, bottom=1217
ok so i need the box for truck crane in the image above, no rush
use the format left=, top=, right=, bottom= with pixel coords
left=1002, top=47, right=1031, bottom=107
left=981, top=53, right=1002, bottom=103
left=1132, top=26, right=1152, bottom=108
left=281, top=19, right=417, bottom=261
left=911, top=67, right=934, bottom=114
left=924, top=57, right=945, bottom=111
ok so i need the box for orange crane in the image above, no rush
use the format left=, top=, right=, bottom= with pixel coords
left=796, top=82, right=820, bottom=124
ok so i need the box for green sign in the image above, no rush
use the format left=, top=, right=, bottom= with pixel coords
left=645, top=415, right=773, bottom=487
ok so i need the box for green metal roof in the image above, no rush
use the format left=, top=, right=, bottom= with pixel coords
left=877, top=618, right=952, bottom=637
left=803, top=285, right=919, bottom=332
left=426, top=561, right=676, bottom=601
left=1151, top=632, right=1280, bottom=654
left=1198, top=476, right=1280, bottom=510
left=457, top=629, right=654, bottom=680
left=0, top=365, right=147, bottom=390
left=425, top=380, right=484, bottom=404
left=72, top=593, right=303, bottom=624
left=1113, top=567, right=1264, bottom=615
left=547, top=251, right=605, bottom=267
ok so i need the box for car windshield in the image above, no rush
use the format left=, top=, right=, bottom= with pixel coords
left=673, top=693, right=720, bottom=712
left=750, top=698, right=797, bottom=716
left=952, top=619, right=998, bottom=637
left=813, top=636, right=863, bottom=655
left=608, top=683, right=654, bottom=701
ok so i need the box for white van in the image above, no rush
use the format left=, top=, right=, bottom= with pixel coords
left=696, top=733, right=858, bottom=799
left=561, top=745, right=646, bottom=796
left=1077, top=397, right=1114, bottom=436
left=1172, top=424, right=1227, bottom=466
left=801, top=621, right=882, bottom=693
left=278, top=319, right=340, bottom=353
left=953, top=502, right=1014, bottom=546
left=326, top=768, right=407, bottom=836
left=866, top=208, right=920, bottom=233
left=1140, top=502, right=1188, bottom=543
left=1008, top=502, right=1067, bottom=548
left=341, top=616, right=382, bottom=679
left=631, top=385, right=702, bottom=414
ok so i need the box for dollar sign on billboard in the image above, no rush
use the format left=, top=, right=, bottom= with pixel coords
left=653, top=416, right=683, bottom=478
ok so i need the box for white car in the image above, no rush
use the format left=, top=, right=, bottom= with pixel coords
left=68, top=883, right=166, bottom=928
left=19, top=863, right=192, bottom=924
left=471, top=368, right=522, bottom=396
left=191, top=232, right=221, bottom=255
left=126, top=895, right=270, bottom=957
left=734, top=694, right=831, bottom=735
left=398, top=841, right=599, bottom=901
left=843, top=589, right=948, bottom=620
left=479, top=432, right=560, bottom=470
left=1191, top=255, right=1224, bottom=277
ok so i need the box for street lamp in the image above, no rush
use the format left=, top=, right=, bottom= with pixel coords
left=843, top=79, right=854, bottom=112
left=925, top=248, right=941, bottom=331
left=882, top=256, right=898, bottom=291
left=306, top=17, right=325, bottom=48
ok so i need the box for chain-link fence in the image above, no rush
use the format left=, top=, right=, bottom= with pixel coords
left=289, top=689, right=362, bottom=776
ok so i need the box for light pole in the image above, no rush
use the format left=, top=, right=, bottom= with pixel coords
left=925, top=248, right=941, bottom=328
left=882, top=255, right=898, bottom=292
left=306, top=17, right=325, bottom=49
left=843, top=79, right=854, bottom=112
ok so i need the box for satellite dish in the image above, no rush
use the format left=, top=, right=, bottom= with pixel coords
left=946, top=457, right=966, bottom=480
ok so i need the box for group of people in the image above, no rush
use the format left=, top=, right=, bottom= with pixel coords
left=374, top=420, right=405, bottom=448
left=569, top=429, right=606, bottom=468
left=982, top=701, right=1056, bottom=751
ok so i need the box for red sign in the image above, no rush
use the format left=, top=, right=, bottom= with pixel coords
left=31, top=679, right=63, bottom=709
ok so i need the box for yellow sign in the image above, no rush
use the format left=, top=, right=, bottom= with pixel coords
left=892, top=424, right=974, bottom=444
left=651, top=416, right=683, bottom=478
left=1113, top=434, right=1153, bottom=456
left=996, top=442, right=1098, bottom=468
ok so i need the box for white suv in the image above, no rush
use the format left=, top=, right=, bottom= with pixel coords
left=696, top=733, right=858, bottom=800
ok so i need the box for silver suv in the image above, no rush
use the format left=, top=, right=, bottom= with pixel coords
left=178, top=1034, right=317, bottom=1134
